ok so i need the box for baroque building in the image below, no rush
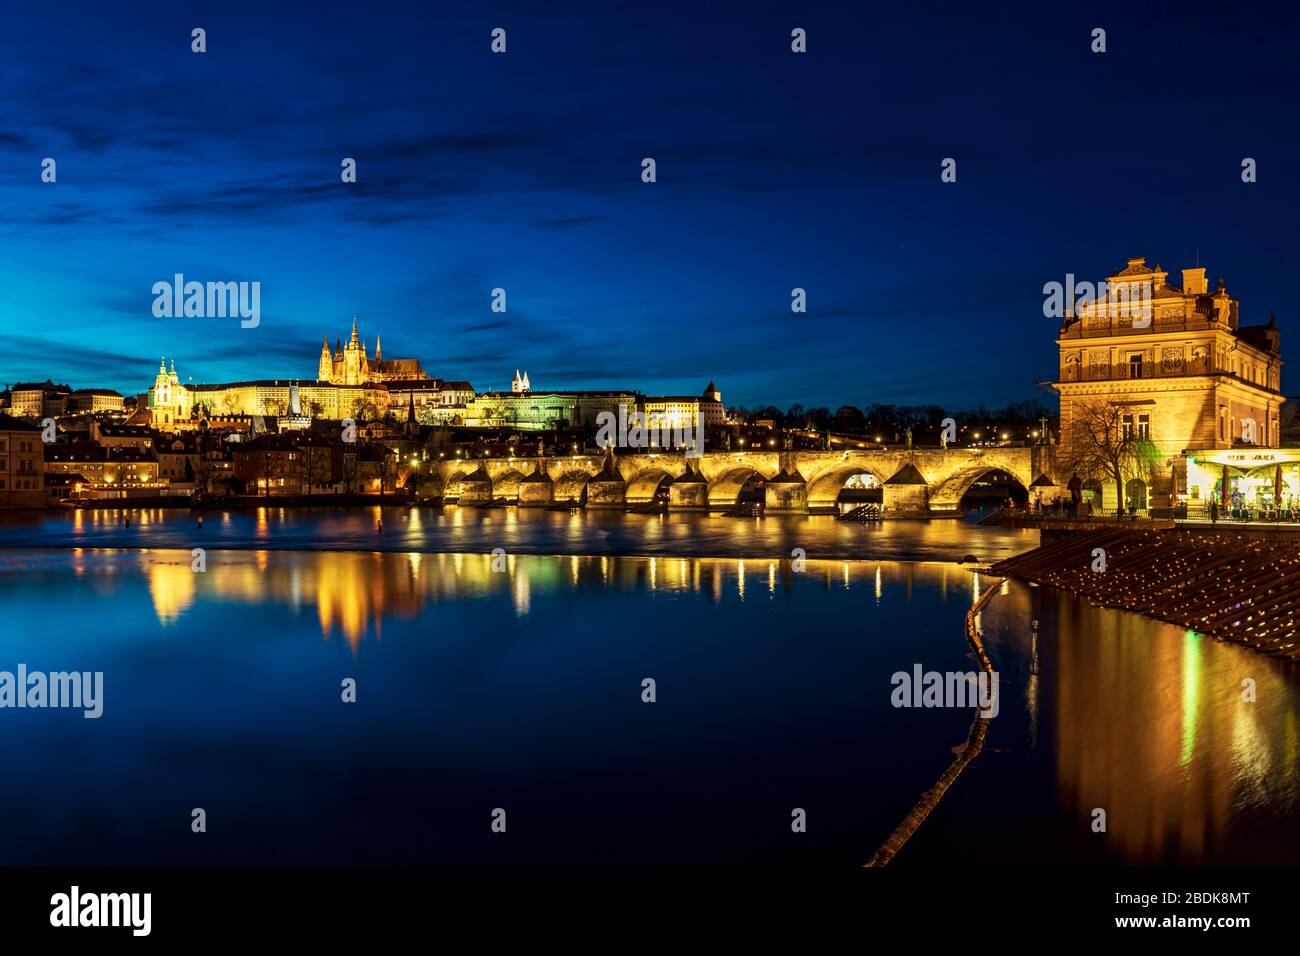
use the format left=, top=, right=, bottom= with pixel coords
left=318, top=319, right=425, bottom=385
left=1055, top=256, right=1284, bottom=513
left=148, top=357, right=390, bottom=426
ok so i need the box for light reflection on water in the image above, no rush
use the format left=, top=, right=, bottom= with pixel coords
left=68, top=549, right=980, bottom=652
left=0, top=542, right=1296, bottom=865
left=0, top=505, right=1039, bottom=563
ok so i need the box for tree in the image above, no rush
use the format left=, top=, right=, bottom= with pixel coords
left=1059, top=399, right=1161, bottom=515
left=300, top=442, right=331, bottom=495
left=364, top=444, right=397, bottom=499
left=341, top=450, right=360, bottom=494
left=252, top=446, right=276, bottom=497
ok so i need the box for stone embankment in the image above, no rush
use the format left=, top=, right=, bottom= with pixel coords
left=990, top=527, right=1300, bottom=660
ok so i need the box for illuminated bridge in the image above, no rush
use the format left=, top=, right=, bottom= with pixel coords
left=419, top=446, right=1060, bottom=516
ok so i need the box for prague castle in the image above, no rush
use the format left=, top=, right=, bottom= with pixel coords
left=148, top=321, right=427, bottom=427
left=318, top=319, right=424, bottom=385
left=148, top=357, right=388, bottom=426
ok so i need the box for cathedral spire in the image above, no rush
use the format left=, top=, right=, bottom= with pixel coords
left=350, top=317, right=359, bottom=344
left=375, top=335, right=381, bottom=360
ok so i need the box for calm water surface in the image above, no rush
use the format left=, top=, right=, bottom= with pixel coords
left=0, top=508, right=1295, bottom=866
left=0, top=505, right=1036, bottom=562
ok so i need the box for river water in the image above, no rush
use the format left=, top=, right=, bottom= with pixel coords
left=0, top=507, right=1295, bottom=866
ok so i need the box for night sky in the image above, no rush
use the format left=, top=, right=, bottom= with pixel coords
left=2, top=1, right=1298, bottom=410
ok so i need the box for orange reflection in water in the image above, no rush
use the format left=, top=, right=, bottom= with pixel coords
left=982, top=583, right=1300, bottom=863
left=143, top=551, right=971, bottom=654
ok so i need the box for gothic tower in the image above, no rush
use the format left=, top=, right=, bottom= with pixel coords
left=344, top=318, right=366, bottom=385
left=318, top=337, right=333, bottom=382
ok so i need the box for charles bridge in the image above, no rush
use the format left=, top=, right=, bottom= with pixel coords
left=418, top=445, right=1060, bottom=516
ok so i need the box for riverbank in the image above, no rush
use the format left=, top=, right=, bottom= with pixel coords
left=990, top=527, right=1300, bottom=661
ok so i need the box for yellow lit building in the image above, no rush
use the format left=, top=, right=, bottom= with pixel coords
left=148, top=358, right=390, bottom=426
left=1055, top=256, right=1284, bottom=513
left=0, top=413, right=46, bottom=507
left=317, top=319, right=425, bottom=386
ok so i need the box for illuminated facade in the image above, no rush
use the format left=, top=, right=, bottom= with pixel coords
left=0, top=413, right=45, bottom=507
left=149, top=358, right=390, bottom=426
left=1055, top=256, right=1284, bottom=512
left=463, top=390, right=641, bottom=430
left=318, top=319, right=425, bottom=386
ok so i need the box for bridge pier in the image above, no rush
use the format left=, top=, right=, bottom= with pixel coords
left=517, top=467, right=553, bottom=506
left=882, top=464, right=929, bottom=516
left=669, top=463, right=709, bottom=511
left=764, top=469, right=808, bottom=513
left=458, top=465, right=493, bottom=504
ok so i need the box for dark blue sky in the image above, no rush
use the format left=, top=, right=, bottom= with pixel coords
left=2, top=1, right=1298, bottom=409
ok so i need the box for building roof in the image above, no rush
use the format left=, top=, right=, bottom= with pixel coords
left=1238, top=319, right=1281, bottom=355
left=0, top=412, right=42, bottom=431
left=384, top=379, right=447, bottom=391
left=475, top=389, right=637, bottom=399
left=1109, top=256, right=1153, bottom=278
left=46, top=444, right=159, bottom=463
left=10, top=380, right=72, bottom=393
left=371, top=359, right=423, bottom=372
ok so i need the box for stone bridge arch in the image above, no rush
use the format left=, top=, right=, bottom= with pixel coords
left=707, top=466, right=767, bottom=507
left=802, top=459, right=894, bottom=511
left=441, top=469, right=472, bottom=500
left=926, top=461, right=1036, bottom=513
left=554, top=471, right=593, bottom=504
left=625, top=466, right=680, bottom=504
left=421, top=446, right=1054, bottom=515
left=492, top=468, right=527, bottom=501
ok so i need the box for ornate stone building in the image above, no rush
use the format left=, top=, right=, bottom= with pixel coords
left=1055, top=256, right=1284, bottom=512
left=318, top=319, right=425, bottom=385
left=148, top=358, right=389, bottom=426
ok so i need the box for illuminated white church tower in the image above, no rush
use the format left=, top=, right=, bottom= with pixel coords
left=148, top=358, right=191, bottom=426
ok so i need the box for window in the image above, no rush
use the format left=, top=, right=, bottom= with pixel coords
left=1129, top=354, right=1144, bottom=379
left=1126, top=478, right=1148, bottom=511
left=1121, top=414, right=1134, bottom=440
left=1137, top=414, right=1150, bottom=440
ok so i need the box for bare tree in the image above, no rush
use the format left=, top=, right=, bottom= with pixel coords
left=253, top=447, right=277, bottom=497
left=1060, top=399, right=1161, bottom=515
left=364, top=444, right=397, bottom=499
left=341, top=449, right=360, bottom=494
left=300, top=442, right=332, bottom=495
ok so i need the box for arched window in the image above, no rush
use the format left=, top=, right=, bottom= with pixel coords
left=1125, top=478, right=1147, bottom=512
